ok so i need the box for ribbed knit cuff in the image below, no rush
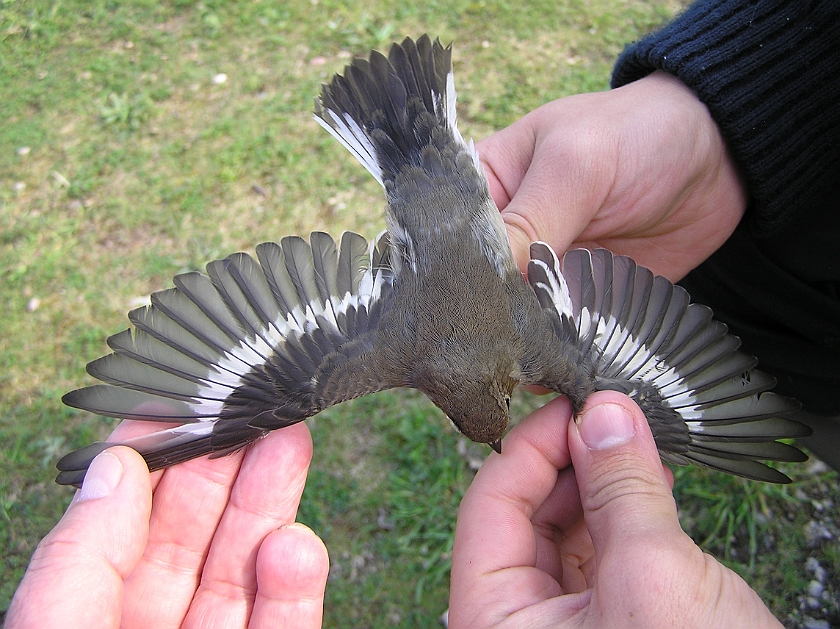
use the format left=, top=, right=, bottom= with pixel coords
left=612, top=0, right=840, bottom=237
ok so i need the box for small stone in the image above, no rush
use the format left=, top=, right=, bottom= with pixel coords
left=804, top=520, right=834, bottom=546
left=16, top=146, right=30, bottom=156
left=481, top=40, right=489, bottom=48
left=802, top=617, right=830, bottom=629
left=212, top=73, right=228, bottom=85
left=309, top=56, right=327, bottom=66
left=327, top=195, right=346, bottom=211
left=807, top=580, right=824, bottom=598
left=808, top=459, right=829, bottom=474
left=806, top=557, right=827, bottom=582
left=348, top=553, right=366, bottom=580
left=13, top=181, right=25, bottom=193
left=377, top=508, right=395, bottom=530
left=26, top=297, right=41, bottom=312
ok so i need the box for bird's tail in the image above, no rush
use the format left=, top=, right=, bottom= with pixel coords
left=528, top=244, right=811, bottom=483
left=314, top=34, right=479, bottom=188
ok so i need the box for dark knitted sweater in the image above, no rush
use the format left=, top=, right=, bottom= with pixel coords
left=611, top=0, right=840, bottom=413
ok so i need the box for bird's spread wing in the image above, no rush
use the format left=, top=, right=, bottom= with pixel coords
left=527, top=243, right=810, bottom=483
left=57, top=231, right=397, bottom=486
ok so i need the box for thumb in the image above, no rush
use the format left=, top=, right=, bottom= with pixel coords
left=477, top=117, right=559, bottom=271
left=477, top=105, right=606, bottom=271
left=568, top=391, right=683, bottom=556
left=6, top=447, right=153, bottom=629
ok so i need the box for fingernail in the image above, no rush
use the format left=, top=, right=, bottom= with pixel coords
left=280, top=522, right=311, bottom=533
left=578, top=403, right=636, bottom=450
left=78, top=452, right=124, bottom=501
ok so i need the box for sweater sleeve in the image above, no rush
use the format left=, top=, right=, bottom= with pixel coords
left=611, top=0, right=840, bottom=237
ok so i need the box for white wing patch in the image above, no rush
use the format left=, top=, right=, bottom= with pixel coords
left=528, top=242, right=574, bottom=319
left=314, top=111, right=383, bottom=187
left=533, top=246, right=796, bottom=435
left=69, top=233, right=395, bottom=427
left=440, top=70, right=481, bottom=171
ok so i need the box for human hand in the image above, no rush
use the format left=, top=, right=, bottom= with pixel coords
left=480, top=71, right=746, bottom=281
left=6, top=421, right=328, bottom=629
left=449, top=392, right=783, bottom=629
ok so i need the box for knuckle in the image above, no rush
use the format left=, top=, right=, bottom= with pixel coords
left=582, top=457, right=669, bottom=515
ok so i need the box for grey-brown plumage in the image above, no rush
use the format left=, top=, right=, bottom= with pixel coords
left=58, top=35, right=809, bottom=487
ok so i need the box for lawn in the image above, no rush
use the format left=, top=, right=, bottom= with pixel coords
left=1, top=0, right=838, bottom=627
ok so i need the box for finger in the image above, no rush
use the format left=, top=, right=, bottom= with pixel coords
left=476, top=118, right=534, bottom=213
left=450, top=396, right=573, bottom=628
left=106, top=418, right=177, bottom=492
left=501, top=139, right=603, bottom=270
left=526, top=419, right=674, bottom=593
left=120, top=436, right=250, bottom=629
left=566, top=396, right=783, bottom=627
left=528, top=465, right=589, bottom=590
left=182, top=423, right=313, bottom=629
left=479, top=98, right=611, bottom=270
left=567, top=391, right=685, bottom=563
left=249, top=523, right=329, bottom=629
left=477, top=117, right=547, bottom=270
left=6, top=447, right=152, bottom=629
left=478, top=101, right=603, bottom=272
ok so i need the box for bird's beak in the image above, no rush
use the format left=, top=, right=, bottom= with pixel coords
left=490, top=439, right=502, bottom=454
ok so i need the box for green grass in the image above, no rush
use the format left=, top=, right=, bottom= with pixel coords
left=673, top=463, right=840, bottom=626
left=2, top=0, right=838, bottom=627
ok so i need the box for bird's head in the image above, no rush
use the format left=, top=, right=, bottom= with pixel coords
left=418, top=362, right=519, bottom=453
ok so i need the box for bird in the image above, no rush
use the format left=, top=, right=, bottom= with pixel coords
left=56, top=35, right=810, bottom=488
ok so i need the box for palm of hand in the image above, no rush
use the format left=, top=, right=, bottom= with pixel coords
left=6, top=420, right=328, bottom=629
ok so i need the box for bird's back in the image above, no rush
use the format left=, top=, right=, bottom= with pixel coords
left=315, top=35, right=517, bottom=281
